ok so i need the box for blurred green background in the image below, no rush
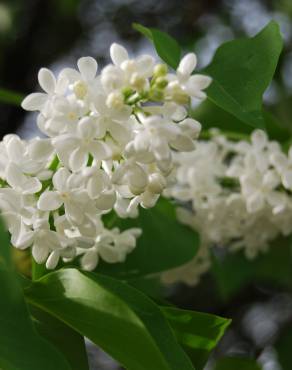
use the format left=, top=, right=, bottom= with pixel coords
left=1, top=0, right=292, bottom=369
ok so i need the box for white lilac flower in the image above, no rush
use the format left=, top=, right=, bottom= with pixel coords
left=165, top=52, right=212, bottom=103
left=21, top=68, right=68, bottom=112
left=0, top=42, right=210, bottom=270
left=164, top=129, right=292, bottom=286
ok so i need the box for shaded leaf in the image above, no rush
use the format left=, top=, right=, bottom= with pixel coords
left=275, top=327, right=292, bottom=370
left=214, top=357, right=262, bottom=370
left=30, top=306, right=89, bottom=370
left=0, top=88, right=24, bottom=106
left=162, top=307, right=231, bottom=370
left=99, top=198, right=200, bottom=279
left=212, top=235, right=292, bottom=300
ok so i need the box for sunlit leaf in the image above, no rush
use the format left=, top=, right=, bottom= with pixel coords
left=0, top=218, right=71, bottom=370
left=133, top=23, right=181, bottom=69
left=25, top=268, right=195, bottom=370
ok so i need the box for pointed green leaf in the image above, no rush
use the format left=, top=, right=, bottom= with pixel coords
left=133, top=23, right=181, bottom=69
left=203, top=21, right=283, bottom=129
left=192, top=99, right=290, bottom=142
left=25, top=268, right=195, bottom=370
left=162, top=307, right=231, bottom=370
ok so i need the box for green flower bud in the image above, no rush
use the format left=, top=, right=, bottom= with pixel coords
left=153, top=63, right=168, bottom=77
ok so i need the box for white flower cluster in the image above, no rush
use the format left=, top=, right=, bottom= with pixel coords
left=0, top=44, right=211, bottom=271
left=163, top=129, right=292, bottom=285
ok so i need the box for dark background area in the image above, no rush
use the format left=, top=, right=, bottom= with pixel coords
left=1, top=0, right=292, bottom=369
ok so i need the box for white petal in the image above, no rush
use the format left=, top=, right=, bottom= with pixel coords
left=140, top=190, right=159, bottom=209
left=52, top=136, right=77, bottom=167
left=136, top=55, right=155, bottom=77
left=38, top=68, right=56, bottom=94
left=53, top=168, right=70, bottom=192
left=78, top=117, right=98, bottom=139
left=87, top=174, right=105, bottom=199
left=21, top=93, right=47, bottom=111
left=263, top=170, right=280, bottom=189
left=94, top=94, right=108, bottom=115
left=81, top=249, right=98, bottom=271
left=148, top=173, right=166, bottom=194
left=108, top=121, right=131, bottom=144
left=179, top=118, right=201, bottom=139
left=5, top=163, right=24, bottom=189
left=32, top=242, right=49, bottom=264
left=128, top=164, right=148, bottom=194
left=282, top=170, right=292, bottom=189
left=95, top=190, right=116, bottom=210
left=38, top=191, right=62, bottom=211
left=28, top=138, right=53, bottom=160
left=59, top=67, right=81, bottom=82
left=99, top=244, right=122, bottom=263
left=65, top=200, right=83, bottom=224
left=69, top=147, right=88, bottom=172
left=110, top=43, right=129, bottom=66
left=177, top=53, right=197, bottom=78
left=89, top=141, right=111, bottom=160
left=186, top=75, right=212, bottom=98
left=6, top=135, right=25, bottom=161
left=13, top=226, right=34, bottom=250
left=246, top=193, right=264, bottom=213
left=46, top=250, right=60, bottom=269
left=21, top=177, right=42, bottom=195
left=77, top=57, right=98, bottom=81
left=170, top=134, right=195, bottom=152
left=251, top=129, right=268, bottom=149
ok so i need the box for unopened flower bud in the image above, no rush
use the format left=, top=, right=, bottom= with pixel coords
left=155, top=77, right=168, bottom=89
left=153, top=63, right=168, bottom=77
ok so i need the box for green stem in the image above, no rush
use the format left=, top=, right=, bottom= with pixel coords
left=0, top=88, right=25, bottom=106
left=48, top=155, right=60, bottom=171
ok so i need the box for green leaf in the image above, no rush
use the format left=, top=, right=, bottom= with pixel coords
left=214, top=357, right=262, bottom=370
left=133, top=23, right=153, bottom=40
left=275, top=327, right=292, bottom=370
left=212, top=235, right=292, bottom=300
left=0, top=88, right=25, bottom=106
left=25, top=268, right=195, bottom=370
left=192, top=99, right=290, bottom=142
left=0, top=218, right=71, bottom=370
left=98, top=198, right=200, bottom=279
left=203, top=21, right=283, bottom=129
left=30, top=306, right=89, bottom=370
left=133, top=23, right=181, bottom=69
left=162, top=307, right=231, bottom=370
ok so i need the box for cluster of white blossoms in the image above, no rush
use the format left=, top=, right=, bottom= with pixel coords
left=163, top=129, right=292, bottom=285
left=0, top=43, right=211, bottom=270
